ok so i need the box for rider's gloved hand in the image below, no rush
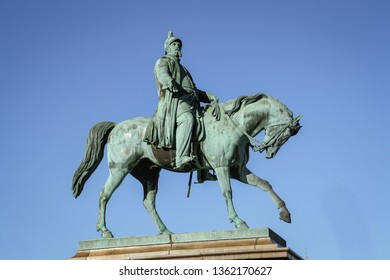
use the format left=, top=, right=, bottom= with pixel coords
left=206, top=93, right=219, bottom=103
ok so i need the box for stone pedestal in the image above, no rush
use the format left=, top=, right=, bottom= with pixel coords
left=70, top=228, right=302, bottom=260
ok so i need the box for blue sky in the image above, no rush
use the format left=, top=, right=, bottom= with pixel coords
left=1, top=0, right=389, bottom=260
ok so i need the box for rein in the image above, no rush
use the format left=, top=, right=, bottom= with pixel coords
left=219, top=104, right=264, bottom=152
left=218, top=103, right=292, bottom=153
left=252, top=122, right=290, bottom=153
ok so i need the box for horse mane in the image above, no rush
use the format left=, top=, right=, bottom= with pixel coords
left=224, top=93, right=293, bottom=118
left=225, top=94, right=265, bottom=117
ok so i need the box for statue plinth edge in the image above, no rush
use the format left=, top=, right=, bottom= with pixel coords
left=69, top=228, right=303, bottom=260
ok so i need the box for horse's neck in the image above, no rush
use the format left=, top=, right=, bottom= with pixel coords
left=237, top=98, right=291, bottom=136
left=265, top=99, right=292, bottom=127
left=237, top=100, right=269, bottom=137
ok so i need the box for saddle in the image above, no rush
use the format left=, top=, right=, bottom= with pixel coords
left=150, top=145, right=216, bottom=185
left=150, top=122, right=204, bottom=172
left=150, top=104, right=220, bottom=172
left=148, top=103, right=221, bottom=181
left=150, top=147, right=192, bottom=171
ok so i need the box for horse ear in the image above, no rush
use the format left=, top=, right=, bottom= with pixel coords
left=291, top=115, right=302, bottom=127
left=290, top=115, right=302, bottom=135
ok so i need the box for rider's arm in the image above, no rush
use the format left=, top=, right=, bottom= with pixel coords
left=154, top=58, right=178, bottom=93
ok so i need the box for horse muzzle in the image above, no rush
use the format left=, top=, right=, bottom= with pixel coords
left=265, top=147, right=279, bottom=159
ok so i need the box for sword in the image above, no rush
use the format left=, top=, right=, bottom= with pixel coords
left=186, top=171, right=193, bottom=198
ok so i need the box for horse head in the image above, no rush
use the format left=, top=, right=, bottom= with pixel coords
left=224, top=94, right=302, bottom=159
left=262, top=115, right=302, bottom=159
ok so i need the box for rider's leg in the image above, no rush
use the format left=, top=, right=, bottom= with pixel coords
left=175, top=110, right=195, bottom=168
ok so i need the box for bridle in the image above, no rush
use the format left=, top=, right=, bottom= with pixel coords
left=255, top=115, right=302, bottom=153
left=220, top=102, right=301, bottom=153
left=252, top=121, right=292, bottom=153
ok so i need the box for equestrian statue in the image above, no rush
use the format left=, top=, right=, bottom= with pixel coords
left=72, top=32, right=302, bottom=238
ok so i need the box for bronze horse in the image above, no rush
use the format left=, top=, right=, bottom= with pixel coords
left=72, top=94, right=301, bottom=238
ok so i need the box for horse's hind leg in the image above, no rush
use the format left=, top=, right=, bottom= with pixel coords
left=131, top=161, right=172, bottom=235
left=96, top=167, right=128, bottom=238
left=143, top=183, right=173, bottom=235
left=232, top=167, right=291, bottom=223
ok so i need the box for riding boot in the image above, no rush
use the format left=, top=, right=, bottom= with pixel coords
left=197, top=170, right=217, bottom=183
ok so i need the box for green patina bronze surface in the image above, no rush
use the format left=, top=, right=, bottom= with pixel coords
left=144, top=31, right=218, bottom=169
left=78, top=228, right=286, bottom=251
left=72, top=32, right=302, bottom=239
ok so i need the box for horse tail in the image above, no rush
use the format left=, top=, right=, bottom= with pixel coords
left=72, top=121, right=116, bottom=198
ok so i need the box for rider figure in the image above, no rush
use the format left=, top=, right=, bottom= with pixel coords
left=144, top=31, right=218, bottom=169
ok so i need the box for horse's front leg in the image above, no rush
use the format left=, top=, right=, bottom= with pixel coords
left=214, top=166, right=249, bottom=229
left=232, top=167, right=291, bottom=223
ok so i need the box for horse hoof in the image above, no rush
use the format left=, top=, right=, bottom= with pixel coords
left=101, top=230, right=114, bottom=238
left=159, top=228, right=173, bottom=235
left=236, top=221, right=249, bottom=229
left=279, top=208, right=291, bottom=223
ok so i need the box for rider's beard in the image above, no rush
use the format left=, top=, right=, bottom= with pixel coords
left=175, top=49, right=182, bottom=58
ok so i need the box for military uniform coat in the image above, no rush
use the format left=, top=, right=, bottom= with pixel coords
left=144, top=55, right=210, bottom=149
